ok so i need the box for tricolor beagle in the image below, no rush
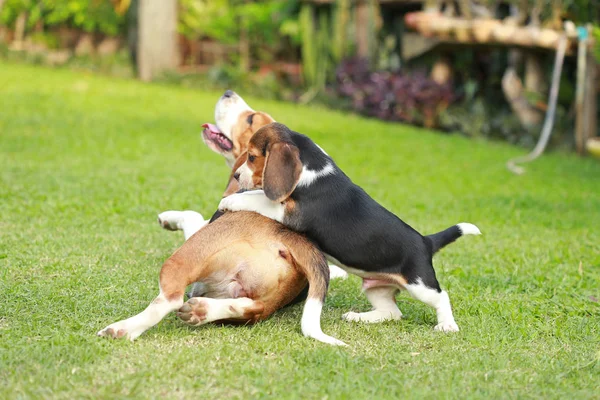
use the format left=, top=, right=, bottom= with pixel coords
left=219, top=122, right=481, bottom=332
left=98, top=92, right=345, bottom=346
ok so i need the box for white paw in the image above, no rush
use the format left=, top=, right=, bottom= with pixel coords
left=97, top=320, right=145, bottom=341
left=158, top=210, right=204, bottom=231
left=342, top=310, right=402, bottom=323
left=434, top=321, right=460, bottom=332
left=328, top=264, right=348, bottom=280
left=218, top=193, right=245, bottom=213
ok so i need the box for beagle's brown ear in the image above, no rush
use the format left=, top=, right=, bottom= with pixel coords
left=263, top=142, right=302, bottom=202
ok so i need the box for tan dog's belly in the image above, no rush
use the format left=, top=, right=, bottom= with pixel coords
left=193, top=240, right=305, bottom=304
left=163, top=212, right=308, bottom=324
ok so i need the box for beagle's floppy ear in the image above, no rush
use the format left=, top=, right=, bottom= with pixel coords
left=263, top=142, right=302, bottom=202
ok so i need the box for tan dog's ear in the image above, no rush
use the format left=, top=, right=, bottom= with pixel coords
left=223, top=151, right=247, bottom=197
left=250, top=112, right=275, bottom=129
left=263, top=143, right=302, bottom=202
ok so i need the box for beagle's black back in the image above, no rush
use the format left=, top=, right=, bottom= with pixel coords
left=282, top=126, right=442, bottom=290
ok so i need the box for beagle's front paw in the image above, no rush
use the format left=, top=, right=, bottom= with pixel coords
left=218, top=193, right=246, bottom=213
left=218, top=190, right=285, bottom=223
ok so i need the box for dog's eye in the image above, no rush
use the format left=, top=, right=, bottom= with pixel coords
left=248, top=155, right=256, bottom=162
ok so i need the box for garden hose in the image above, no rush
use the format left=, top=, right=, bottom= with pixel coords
left=506, top=34, right=568, bottom=174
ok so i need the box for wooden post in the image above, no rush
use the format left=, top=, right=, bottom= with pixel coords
left=584, top=25, right=598, bottom=144
left=355, top=0, right=369, bottom=59
left=239, top=22, right=250, bottom=73
left=11, top=12, right=26, bottom=50
left=575, top=33, right=587, bottom=154
left=137, top=0, right=179, bottom=81
left=393, top=13, right=404, bottom=65
left=239, top=0, right=250, bottom=73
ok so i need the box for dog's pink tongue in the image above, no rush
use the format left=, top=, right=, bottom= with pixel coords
left=202, top=123, right=221, bottom=133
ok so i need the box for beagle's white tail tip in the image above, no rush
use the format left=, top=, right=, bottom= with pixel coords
left=457, top=223, right=481, bottom=236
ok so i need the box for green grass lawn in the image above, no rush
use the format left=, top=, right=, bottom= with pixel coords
left=1, top=63, right=599, bottom=399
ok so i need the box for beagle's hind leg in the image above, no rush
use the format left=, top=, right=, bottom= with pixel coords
left=404, top=279, right=459, bottom=332
left=328, top=264, right=348, bottom=280
left=176, top=297, right=265, bottom=326
left=342, top=286, right=402, bottom=323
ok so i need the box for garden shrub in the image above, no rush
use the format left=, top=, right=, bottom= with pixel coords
left=0, top=0, right=125, bottom=36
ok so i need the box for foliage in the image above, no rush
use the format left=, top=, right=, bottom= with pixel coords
left=158, top=64, right=294, bottom=102
left=0, top=0, right=125, bottom=35
left=474, top=0, right=598, bottom=22
left=334, top=58, right=455, bottom=128
left=178, top=0, right=298, bottom=44
left=593, top=25, right=600, bottom=62
left=299, top=4, right=316, bottom=87
left=178, top=0, right=300, bottom=70
left=298, top=0, right=352, bottom=93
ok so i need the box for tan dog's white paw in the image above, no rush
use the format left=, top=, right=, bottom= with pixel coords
left=158, top=210, right=204, bottom=231
left=176, top=298, right=210, bottom=326
left=97, top=320, right=144, bottom=341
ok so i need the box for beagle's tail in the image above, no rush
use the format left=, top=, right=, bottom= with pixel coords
left=426, top=223, right=481, bottom=254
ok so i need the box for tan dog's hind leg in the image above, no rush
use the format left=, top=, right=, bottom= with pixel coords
left=97, top=291, right=184, bottom=340
left=177, top=297, right=265, bottom=326
left=97, top=257, right=194, bottom=340
left=98, top=219, right=238, bottom=341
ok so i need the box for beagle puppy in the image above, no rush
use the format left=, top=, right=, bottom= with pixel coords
left=98, top=92, right=345, bottom=346
left=219, top=122, right=481, bottom=332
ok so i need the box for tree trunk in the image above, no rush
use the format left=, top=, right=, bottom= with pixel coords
left=584, top=39, right=597, bottom=146
left=137, top=0, right=179, bottom=81
left=430, top=55, right=452, bottom=85
left=12, top=12, right=27, bottom=50
left=503, top=49, right=543, bottom=129
left=355, top=1, right=369, bottom=59
left=502, top=68, right=543, bottom=128
left=239, top=16, right=250, bottom=73
left=525, top=53, right=545, bottom=95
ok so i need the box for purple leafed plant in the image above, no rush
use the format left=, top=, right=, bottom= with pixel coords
left=333, top=57, right=456, bottom=128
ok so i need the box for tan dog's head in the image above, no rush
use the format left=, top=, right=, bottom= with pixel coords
left=202, top=90, right=274, bottom=168
left=235, top=123, right=302, bottom=202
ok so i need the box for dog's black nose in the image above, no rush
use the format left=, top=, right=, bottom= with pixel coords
left=223, top=90, right=234, bottom=98
left=233, top=172, right=240, bottom=181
